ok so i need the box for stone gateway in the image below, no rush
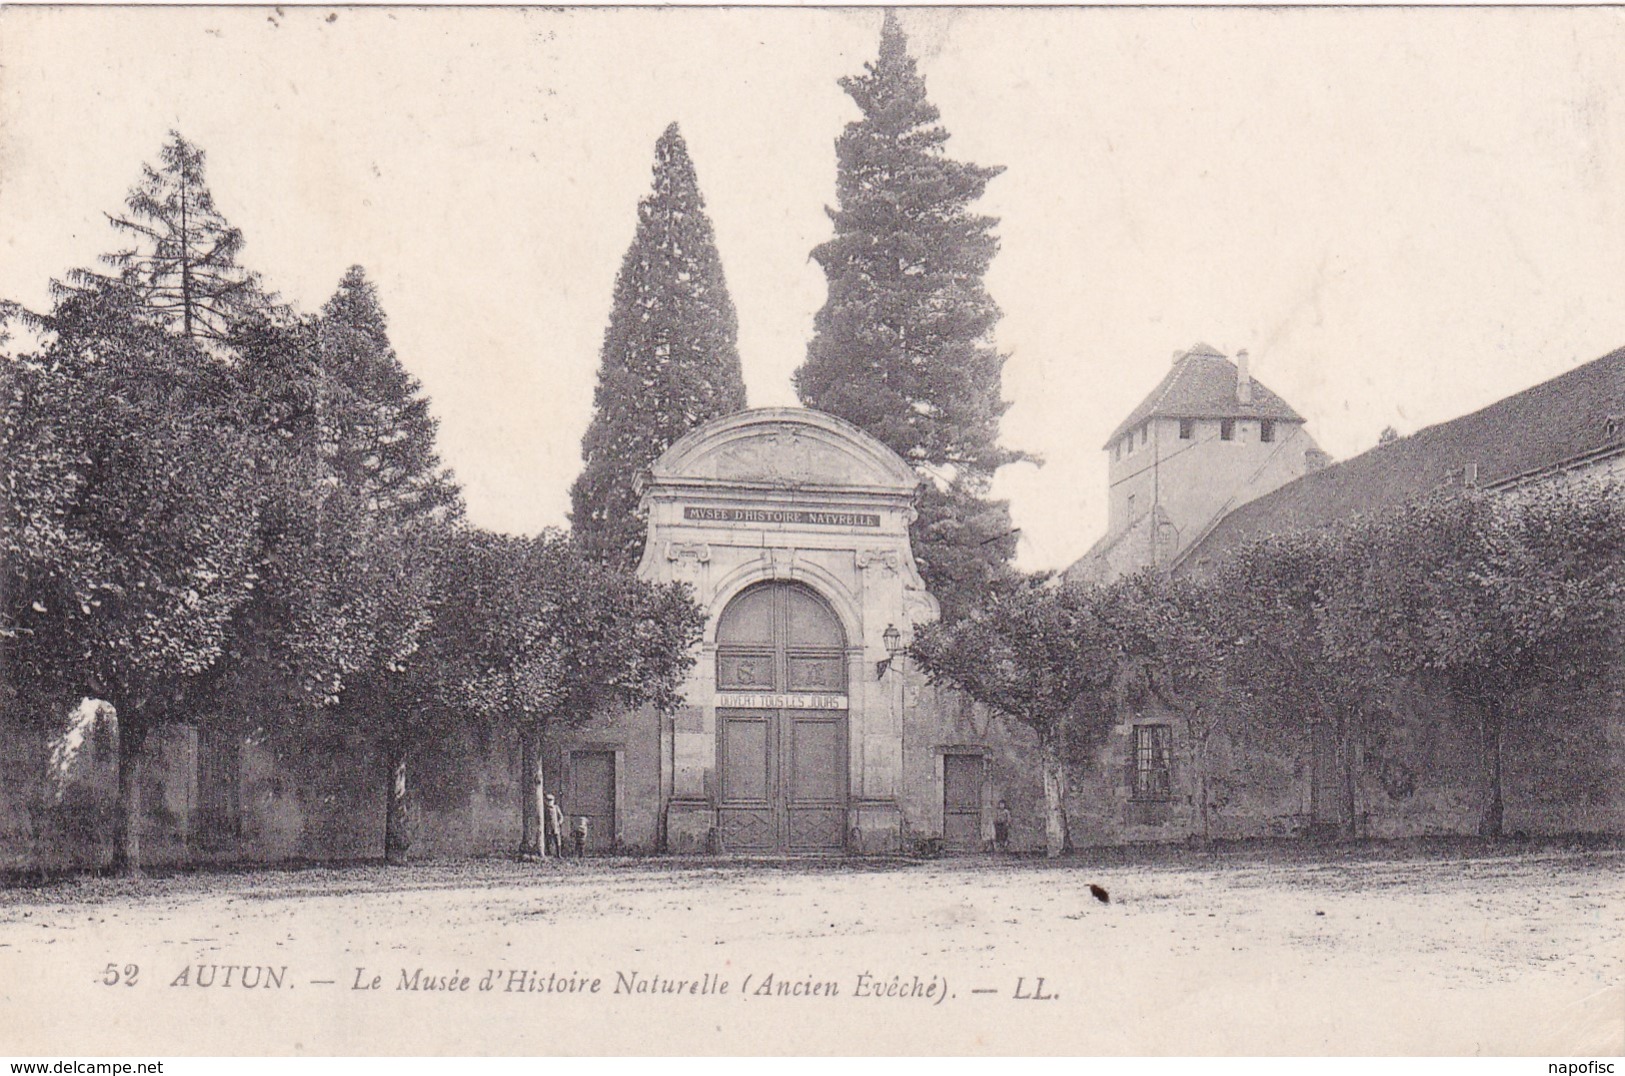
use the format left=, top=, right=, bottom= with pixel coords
left=553, top=406, right=958, bottom=854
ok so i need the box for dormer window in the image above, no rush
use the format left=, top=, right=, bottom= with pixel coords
left=1179, top=419, right=1194, bottom=440
left=1260, top=420, right=1276, bottom=443
left=1220, top=419, right=1235, bottom=441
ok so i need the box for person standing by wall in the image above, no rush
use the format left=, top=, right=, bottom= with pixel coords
left=544, top=793, right=565, bottom=857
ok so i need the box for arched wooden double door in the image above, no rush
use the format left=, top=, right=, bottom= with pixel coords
left=715, top=582, right=849, bottom=853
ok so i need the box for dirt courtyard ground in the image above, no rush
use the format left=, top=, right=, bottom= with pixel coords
left=0, top=843, right=1621, bottom=1056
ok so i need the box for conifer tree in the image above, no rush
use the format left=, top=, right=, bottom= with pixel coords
left=317, top=266, right=461, bottom=524
left=795, top=14, right=1025, bottom=620
left=312, top=266, right=462, bottom=862
left=570, top=124, right=747, bottom=569
left=57, top=131, right=266, bottom=342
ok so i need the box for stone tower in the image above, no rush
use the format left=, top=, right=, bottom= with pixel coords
left=1067, top=343, right=1327, bottom=583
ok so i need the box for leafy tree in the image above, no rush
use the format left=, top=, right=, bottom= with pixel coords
left=2, top=283, right=265, bottom=874
left=911, top=579, right=1121, bottom=856
left=1, top=354, right=99, bottom=647
left=795, top=13, right=1024, bottom=620
left=313, top=519, right=446, bottom=865
left=434, top=531, right=704, bottom=857
left=215, top=314, right=396, bottom=713
left=1320, top=482, right=1624, bottom=837
left=56, top=132, right=266, bottom=342
left=1209, top=531, right=1391, bottom=838
left=1104, top=571, right=1236, bottom=842
left=571, top=124, right=747, bottom=570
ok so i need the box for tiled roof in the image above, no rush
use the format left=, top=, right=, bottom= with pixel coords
left=1105, top=345, right=1306, bottom=447
left=1064, top=503, right=1170, bottom=584
left=1178, top=346, right=1625, bottom=570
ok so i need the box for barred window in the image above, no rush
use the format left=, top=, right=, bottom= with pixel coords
left=1133, top=724, right=1172, bottom=800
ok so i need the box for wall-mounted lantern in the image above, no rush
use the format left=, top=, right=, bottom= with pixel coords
left=876, top=622, right=904, bottom=679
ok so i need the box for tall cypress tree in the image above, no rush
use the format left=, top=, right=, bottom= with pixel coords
left=570, top=123, right=747, bottom=570
left=795, top=13, right=1025, bottom=620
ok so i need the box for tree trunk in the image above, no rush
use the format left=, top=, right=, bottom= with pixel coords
left=180, top=171, right=194, bottom=340
left=1477, top=700, right=1505, bottom=838
left=384, top=750, right=411, bottom=865
left=519, top=727, right=548, bottom=858
left=1190, top=722, right=1213, bottom=846
left=1338, top=712, right=1359, bottom=839
left=112, top=718, right=147, bottom=877
left=1305, top=714, right=1321, bottom=823
left=1039, top=739, right=1070, bottom=859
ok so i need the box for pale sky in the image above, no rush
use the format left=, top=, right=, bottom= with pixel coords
left=4, top=6, right=1624, bottom=570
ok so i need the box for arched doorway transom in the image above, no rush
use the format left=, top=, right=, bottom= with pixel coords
left=716, top=581, right=847, bottom=694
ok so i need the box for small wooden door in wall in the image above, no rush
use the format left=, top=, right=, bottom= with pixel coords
left=570, top=750, right=616, bottom=853
left=942, top=753, right=984, bottom=852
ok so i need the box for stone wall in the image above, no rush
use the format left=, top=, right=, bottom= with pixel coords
left=0, top=709, right=528, bottom=872
left=898, top=682, right=1047, bottom=854
left=551, top=706, right=664, bottom=853
left=3, top=657, right=1620, bottom=872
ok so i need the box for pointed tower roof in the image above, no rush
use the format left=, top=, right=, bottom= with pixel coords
left=1104, top=344, right=1305, bottom=448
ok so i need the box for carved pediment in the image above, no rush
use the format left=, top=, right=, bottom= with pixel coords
left=653, top=408, right=918, bottom=492
left=704, top=428, right=862, bottom=485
